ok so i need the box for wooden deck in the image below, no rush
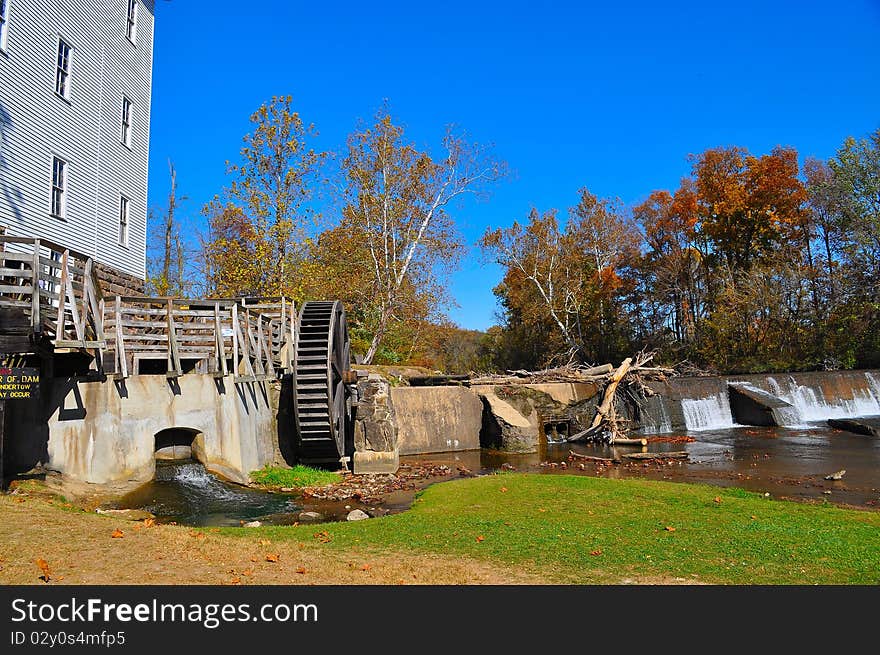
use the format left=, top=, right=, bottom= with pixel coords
left=0, top=237, right=296, bottom=381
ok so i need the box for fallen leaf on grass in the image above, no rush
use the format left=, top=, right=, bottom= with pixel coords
left=35, top=558, right=51, bottom=582
left=500, top=487, right=508, bottom=493
left=250, top=556, right=258, bottom=563
left=229, top=577, right=241, bottom=585
left=476, top=535, right=485, bottom=543
left=713, top=497, right=722, bottom=504
left=664, top=526, right=676, bottom=532
left=265, top=554, right=279, bottom=563
left=590, top=549, right=603, bottom=556
left=314, top=531, right=332, bottom=543
left=259, top=539, right=271, bottom=546
left=538, top=508, right=547, bottom=513
left=142, top=518, right=155, bottom=528
left=361, top=564, right=371, bottom=571
left=111, top=529, right=124, bottom=539
left=295, top=567, right=306, bottom=575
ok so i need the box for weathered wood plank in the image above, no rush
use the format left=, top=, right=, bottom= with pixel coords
left=31, top=240, right=41, bottom=333
left=55, top=250, right=70, bottom=342
left=0, top=284, right=34, bottom=294
left=166, top=299, right=182, bottom=377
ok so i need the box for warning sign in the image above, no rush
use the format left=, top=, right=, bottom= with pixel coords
left=0, top=367, right=39, bottom=400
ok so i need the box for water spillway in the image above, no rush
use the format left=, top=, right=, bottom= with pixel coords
left=117, top=460, right=301, bottom=527
left=680, top=393, right=737, bottom=431
left=766, top=373, right=880, bottom=422
left=640, top=369, right=880, bottom=433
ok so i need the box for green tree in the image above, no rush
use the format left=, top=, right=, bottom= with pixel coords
left=202, top=95, right=327, bottom=298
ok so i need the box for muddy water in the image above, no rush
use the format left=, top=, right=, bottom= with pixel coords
left=412, top=419, right=880, bottom=509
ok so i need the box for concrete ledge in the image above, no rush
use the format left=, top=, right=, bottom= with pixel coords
left=392, top=386, right=482, bottom=455
left=728, top=383, right=796, bottom=426
left=353, top=450, right=400, bottom=474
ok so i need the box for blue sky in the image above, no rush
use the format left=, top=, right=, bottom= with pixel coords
left=146, top=0, right=880, bottom=331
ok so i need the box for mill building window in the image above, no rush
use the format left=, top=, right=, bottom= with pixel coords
left=55, top=38, right=72, bottom=99
left=51, top=157, right=68, bottom=219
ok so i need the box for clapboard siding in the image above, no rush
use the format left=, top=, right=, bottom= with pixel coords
left=0, top=0, right=153, bottom=280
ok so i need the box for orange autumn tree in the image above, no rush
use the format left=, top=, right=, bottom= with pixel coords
left=692, top=145, right=807, bottom=271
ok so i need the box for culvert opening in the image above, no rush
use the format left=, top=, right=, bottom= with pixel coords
left=154, top=428, right=201, bottom=462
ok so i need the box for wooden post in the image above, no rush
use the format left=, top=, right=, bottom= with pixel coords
left=214, top=301, right=228, bottom=376
left=80, top=259, right=92, bottom=342
left=115, top=296, right=127, bottom=379
left=166, top=298, right=182, bottom=377
left=55, top=249, right=69, bottom=341
left=89, top=264, right=105, bottom=342
left=259, top=315, right=274, bottom=378
left=66, top=274, right=83, bottom=342
left=232, top=303, right=239, bottom=376
left=31, top=239, right=41, bottom=333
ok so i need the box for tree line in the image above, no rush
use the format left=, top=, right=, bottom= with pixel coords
left=481, top=130, right=880, bottom=374
left=147, top=96, right=505, bottom=366
left=146, top=95, right=879, bottom=374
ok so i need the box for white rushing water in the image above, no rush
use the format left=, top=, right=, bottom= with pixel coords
left=681, top=393, right=737, bottom=431
left=767, top=373, right=880, bottom=422
left=641, top=398, right=673, bottom=434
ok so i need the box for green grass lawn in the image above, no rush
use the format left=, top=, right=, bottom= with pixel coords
left=228, top=474, right=880, bottom=584
left=249, top=465, right=341, bottom=489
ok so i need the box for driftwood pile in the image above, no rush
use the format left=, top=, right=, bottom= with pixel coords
left=471, top=350, right=676, bottom=445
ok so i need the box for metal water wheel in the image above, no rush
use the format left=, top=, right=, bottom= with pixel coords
left=292, top=300, right=353, bottom=465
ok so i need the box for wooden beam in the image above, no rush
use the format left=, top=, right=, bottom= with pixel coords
left=115, top=296, right=127, bottom=379
left=65, top=274, right=83, bottom=341
left=166, top=298, right=182, bottom=377
left=234, top=310, right=256, bottom=380
left=214, top=302, right=227, bottom=376
left=31, top=240, right=41, bottom=333
left=55, top=250, right=69, bottom=342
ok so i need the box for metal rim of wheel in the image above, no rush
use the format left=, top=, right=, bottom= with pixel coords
left=292, top=300, right=351, bottom=464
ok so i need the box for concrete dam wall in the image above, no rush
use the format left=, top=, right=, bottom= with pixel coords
left=5, top=374, right=279, bottom=494
left=644, top=369, right=880, bottom=432
left=5, top=367, right=877, bottom=495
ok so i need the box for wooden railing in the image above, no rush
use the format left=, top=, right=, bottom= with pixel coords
left=0, top=237, right=296, bottom=380
left=103, top=296, right=295, bottom=381
left=0, top=236, right=105, bottom=350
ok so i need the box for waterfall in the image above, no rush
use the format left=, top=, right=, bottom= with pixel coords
left=681, top=393, right=736, bottom=431
left=767, top=374, right=880, bottom=422
left=640, top=398, right=673, bottom=434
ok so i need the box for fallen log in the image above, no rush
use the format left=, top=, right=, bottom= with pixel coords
left=568, top=451, right=619, bottom=463
left=610, top=437, right=648, bottom=446
left=622, top=451, right=689, bottom=461
left=579, top=364, right=614, bottom=376
left=590, top=357, right=633, bottom=430
left=565, top=424, right=606, bottom=442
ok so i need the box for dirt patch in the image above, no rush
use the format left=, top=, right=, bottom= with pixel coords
left=0, top=489, right=702, bottom=586
left=0, top=493, right=543, bottom=585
